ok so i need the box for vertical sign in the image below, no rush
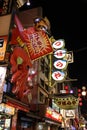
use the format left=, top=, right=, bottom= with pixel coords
left=0, top=36, right=8, bottom=61
left=0, top=67, right=7, bottom=103
left=52, top=39, right=67, bottom=82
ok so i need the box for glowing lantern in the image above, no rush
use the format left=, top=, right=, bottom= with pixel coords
left=52, top=39, right=65, bottom=49
left=53, top=60, right=68, bottom=70
left=54, top=49, right=67, bottom=59
left=52, top=71, right=66, bottom=82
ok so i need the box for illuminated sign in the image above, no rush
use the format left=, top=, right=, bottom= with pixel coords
left=5, top=104, right=15, bottom=115
left=52, top=71, right=66, bottom=82
left=0, top=36, right=7, bottom=61
left=54, top=49, right=67, bottom=59
left=45, top=107, right=62, bottom=123
left=0, top=103, right=15, bottom=115
left=0, top=103, right=4, bottom=112
left=53, top=60, right=68, bottom=70
left=54, top=95, right=79, bottom=110
left=51, top=39, right=68, bottom=83
left=65, top=51, right=74, bottom=63
left=52, top=39, right=65, bottom=49
left=65, top=110, right=75, bottom=117
left=0, top=67, right=7, bottom=103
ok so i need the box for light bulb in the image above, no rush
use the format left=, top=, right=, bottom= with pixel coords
left=27, top=0, right=30, bottom=5
left=82, top=91, right=86, bottom=96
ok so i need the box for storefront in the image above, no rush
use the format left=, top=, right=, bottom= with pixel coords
left=36, top=121, right=60, bottom=130
left=0, top=113, right=11, bottom=130
left=36, top=106, right=62, bottom=130
left=1, top=94, right=43, bottom=130
left=17, top=110, right=41, bottom=130
left=0, top=103, right=15, bottom=130
left=2, top=94, right=32, bottom=130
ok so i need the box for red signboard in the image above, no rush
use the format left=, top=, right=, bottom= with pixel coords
left=22, top=27, right=53, bottom=61
left=12, top=14, right=53, bottom=61
left=45, top=107, right=62, bottom=123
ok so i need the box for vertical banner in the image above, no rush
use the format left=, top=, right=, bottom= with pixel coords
left=0, top=66, right=7, bottom=103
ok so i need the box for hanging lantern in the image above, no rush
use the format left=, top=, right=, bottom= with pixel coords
left=53, top=60, right=68, bottom=70
left=52, top=71, right=66, bottom=82
left=54, top=49, right=67, bottom=59
left=52, top=39, right=65, bottom=49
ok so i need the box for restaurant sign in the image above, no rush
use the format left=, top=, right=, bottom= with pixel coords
left=52, top=39, right=65, bottom=49
left=45, top=107, right=62, bottom=123
left=52, top=39, right=68, bottom=83
left=53, top=59, right=68, bottom=70
left=52, top=71, right=66, bottom=82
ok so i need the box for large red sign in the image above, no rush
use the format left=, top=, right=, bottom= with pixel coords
left=12, top=14, right=53, bottom=61
left=22, top=27, right=53, bottom=61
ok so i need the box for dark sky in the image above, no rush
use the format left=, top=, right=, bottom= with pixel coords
left=41, top=0, right=87, bottom=89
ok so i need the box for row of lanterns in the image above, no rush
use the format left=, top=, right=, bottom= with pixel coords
left=78, top=86, right=87, bottom=106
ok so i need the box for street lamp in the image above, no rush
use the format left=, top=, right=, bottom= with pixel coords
left=82, top=86, right=86, bottom=97
left=82, top=91, right=86, bottom=96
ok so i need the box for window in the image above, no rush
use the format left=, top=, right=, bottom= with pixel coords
left=40, top=78, right=44, bottom=88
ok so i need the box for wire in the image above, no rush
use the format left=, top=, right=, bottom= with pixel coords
left=74, top=46, right=87, bottom=53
